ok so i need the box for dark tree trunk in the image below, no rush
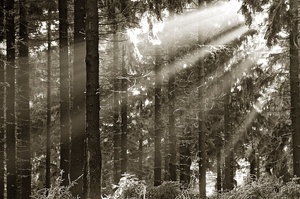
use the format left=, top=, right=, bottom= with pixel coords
left=0, top=0, right=4, bottom=197
left=113, top=33, right=121, bottom=184
left=249, top=148, right=256, bottom=181
left=59, top=0, right=70, bottom=186
left=86, top=0, right=101, bottom=197
left=138, top=137, right=143, bottom=180
left=180, top=125, right=191, bottom=188
left=121, top=45, right=128, bottom=175
left=5, top=0, right=17, bottom=197
left=168, top=11, right=176, bottom=182
left=216, top=150, right=222, bottom=192
left=46, top=15, right=51, bottom=190
left=138, top=100, right=143, bottom=180
left=18, top=0, right=31, bottom=197
left=224, top=72, right=234, bottom=191
left=0, top=0, right=5, bottom=198
left=154, top=46, right=162, bottom=186
left=289, top=0, right=300, bottom=179
left=71, top=0, right=86, bottom=196
left=198, top=1, right=206, bottom=198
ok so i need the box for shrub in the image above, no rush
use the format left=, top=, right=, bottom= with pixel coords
left=31, top=171, right=80, bottom=199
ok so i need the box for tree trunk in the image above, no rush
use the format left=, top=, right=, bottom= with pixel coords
left=0, top=0, right=4, bottom=197
left=46, top=15, right=51, bottom=190
left=168, top=11, right=176, bottom=182
left=121, top=44, right=128, bottom=175
left=18, top=0, right=31, bottom=197
left=180, top=125, right=191, bottom=188
left=289, top=0, right=300, bottom=179
left=5, top=0, right=17, bottom=197
left=59, top=0, right=70, bottom=186
left=138, top=100, right=143, bottom=180
left=216, top=150, right=222, bottom=192
left=86, top=0, right=101, bottom=197
left=198, top=0, right=206, bottom=197
left=154, top=46, right=162, bottom=186
left=224, top=72, right=234, bottom=191
left=71, top=0, right=86, bottom=196
left=249, top=148, right=256, bottom=181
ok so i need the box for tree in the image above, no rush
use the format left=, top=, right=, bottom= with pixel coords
left=59, top=0, right=70, bottom=186
left=71, top=0, right=86, bottom=196
left=86, top=0, right=101, bottom=197
left=198, top=0, right=206, bottom=197
left=5, top=0, right=17, bottom=197
left=112, top=1, right=121, bottom=183
left=0, top=0, right=4, bottom=197
left=18, top=0, right=31, bottom=197
left=223, top=72, right=234, bottom=190
left=168, top=11, right=177, bottom=182
left=154, top=46, right=163, bottom=186
left=121, top=44, right=128, bottom=175
left=240, top=0, right=300, bottom=181
left=289, top=0, right=300, bottom=179
left=46, top=4, right=52, bottom=190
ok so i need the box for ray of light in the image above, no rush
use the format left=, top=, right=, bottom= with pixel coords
left=159, top=25, right=251, bottom=80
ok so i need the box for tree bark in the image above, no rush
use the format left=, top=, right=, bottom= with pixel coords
left=224, top=72, right=234, bottom=191
left=180, top=124, right=191, bottom=188
left=86, top=0, right=101, bottom=197
left=71, top=0, right=86, bottom=196
left=0, top=0, right=4, bottom=197
left=5, top=0, right=17, bottom=197
left=198, top=1, right=206, bottom=197
left=121, top=44, right=128, bottom=175
left=216, top=150, right=222, bottom=192
left=46, top=14, right=51, bottom=190
left=18, top=0, right=31, bottom=197
left=59, top=0, right=70, bottom=186
left=289, top=0, right=300, bottom=180
left=168, top=11, right=177, bottom=182
left=154, top=46, right=163, bottom=186
left=113, top=32, right=121, bottom=185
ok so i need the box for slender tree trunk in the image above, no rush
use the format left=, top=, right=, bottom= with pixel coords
left=71, top=0, right=86, bottom=196
left=86, top=0, right=101, bottom=197
left=121, top=44, right=128, bottom=175
left=224, top=72, right=234, bottom=190
left=113, top=34, right=121, bottom=185
left=138, top=99, right=143, bottom=180
left=216, top=150, right=222, bottom=192
left=59, top=0, right=70, bottom=186
left=18, top=0, right=31, bottom=197
left=249, top=148, right=256, bottom=181
left=168, top=11, right=176, bottom=182
left=180, top=124, right=191, bottom=188
left=0, top=0, right=4, bottom=197
left=256, top=155, right=260, bottom=179
left=154, top=46, right=162, bottom=186
left=138, top=137, right=143, bottom=180
left=289, top=0, right=300, bottom=179
left=46, top=15, right=51, bottom=190
left=198, top=1, right=206, bottom=197
left=5, top=0, right=17, bottom=197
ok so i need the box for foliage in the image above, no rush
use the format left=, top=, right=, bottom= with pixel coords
left=209, top=178, right=300, bottom=199
left=31, top=171, right=80, bottom=199
left=111, top=174, right=147, bottom=199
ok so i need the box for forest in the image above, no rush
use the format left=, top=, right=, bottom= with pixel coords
left=1, top=0, right=300, bottom=198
